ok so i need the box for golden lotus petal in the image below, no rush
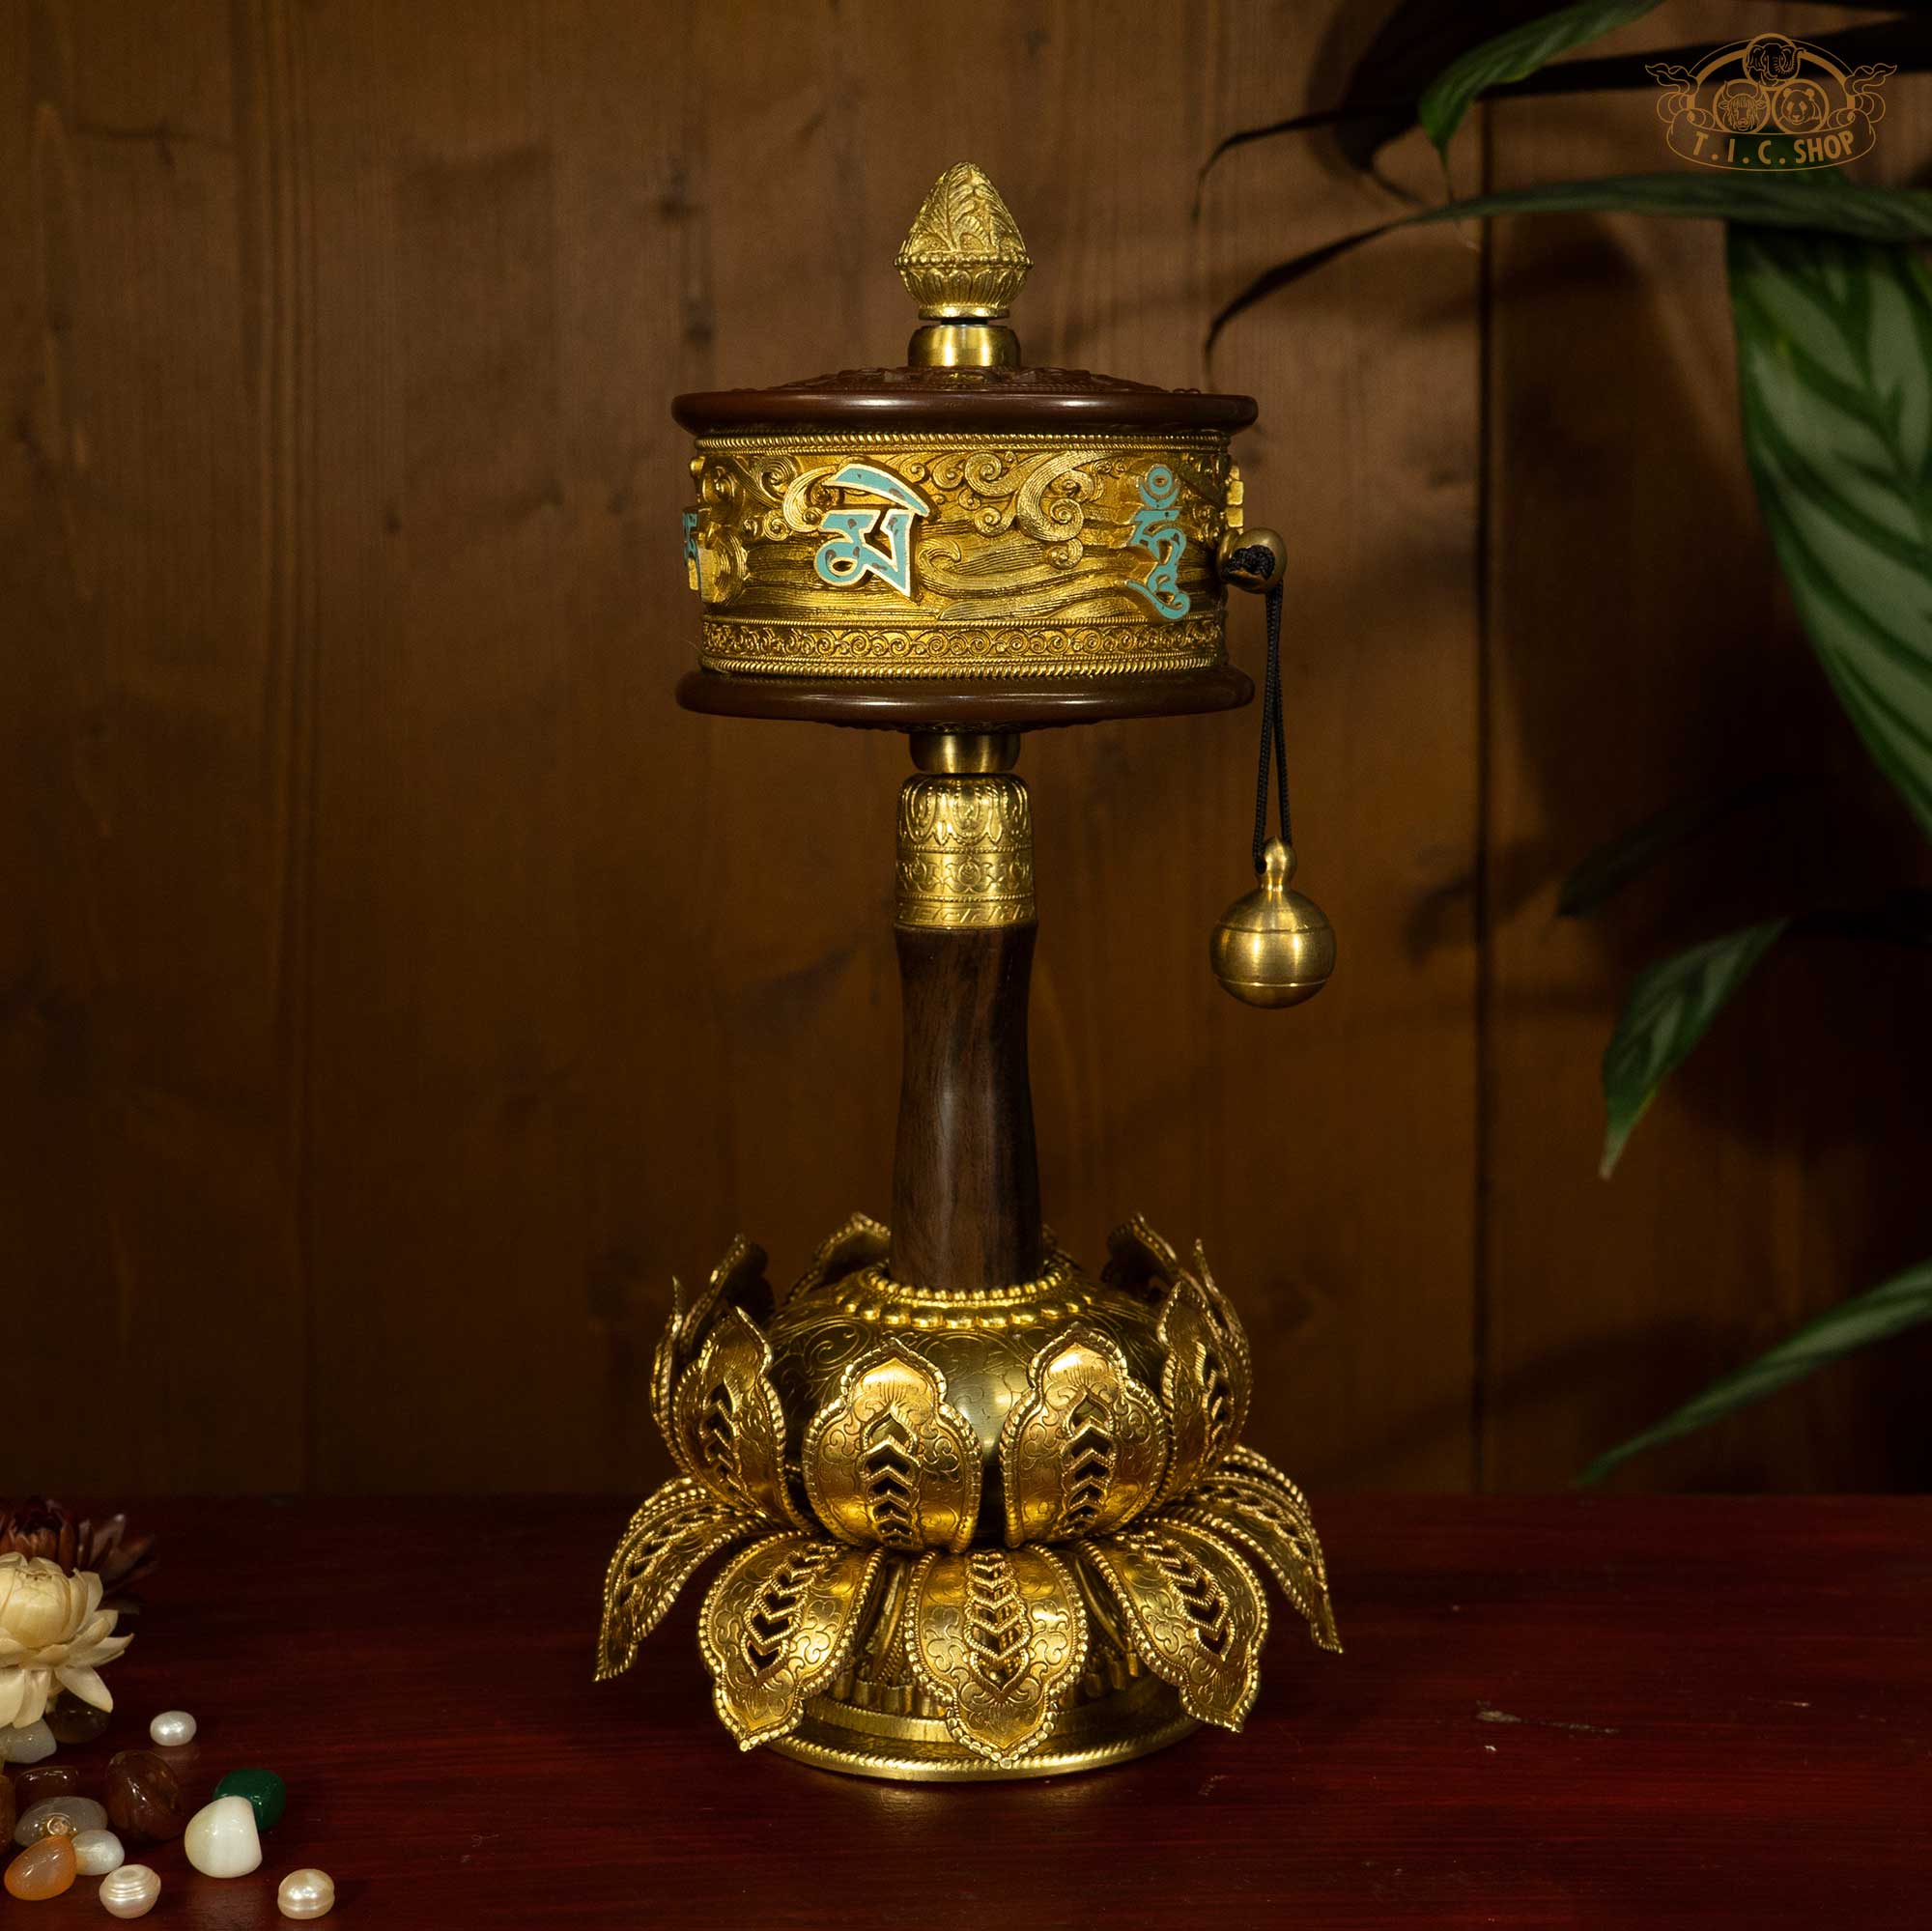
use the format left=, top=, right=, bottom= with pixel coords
left=653, top=1236, right=772, bottom=1460
left=670, top=1306, right=809, bottom=1528
left=803, top=1343, right=981, bottom=1551
left=698, top=1535, right=883, bottom=1748
left=1086, top=1519, right=1267, bottom=1732
left=785, top=1212, right=891, bottom=1306
left=1102, top=1215, right=1184, bottom=1293
left=999, top=1323, right=1169, bottom=1546
left=1156, top=1277, right=1252, bottom=1505
left=906, top=1547, right=1089, bottom=1766
left=1180, top=1447, right=1340, bottom=1652
left=595, top=1479, right=758, bottom=1683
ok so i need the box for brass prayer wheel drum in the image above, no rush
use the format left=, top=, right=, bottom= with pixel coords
left=674, top=163, right=1260, bottom=711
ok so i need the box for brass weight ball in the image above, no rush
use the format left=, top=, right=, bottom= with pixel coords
left=1210, top=838, right=1335, bottom=1008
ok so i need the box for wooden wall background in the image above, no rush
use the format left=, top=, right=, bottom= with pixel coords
left=6, top=0, right=1930, bottom=1498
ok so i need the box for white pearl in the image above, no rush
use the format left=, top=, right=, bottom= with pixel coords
left=148, top=1708, right=197, bottom=1746
left=183, top=1795, right=261, bottom=1877
left=74, top=1828, right=127, bottom=1875
left=99, top=1863, right=162, bottom=1918
left=14, top=1794, right=108, bottom=1845
left=278, top=1867, right=338, bottom=1919
left=0, top=1718, right=56, bottom=1763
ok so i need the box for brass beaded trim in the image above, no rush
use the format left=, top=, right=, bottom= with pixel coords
left=692, top=430, right=1230, bottom=454
left=837, top=1253, right=1086, bottom=1327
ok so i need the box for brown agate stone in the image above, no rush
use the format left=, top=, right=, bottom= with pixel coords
left=12, top=1762, right=88, bottom=1809
left=103, top=1751, right=190, bottom=1843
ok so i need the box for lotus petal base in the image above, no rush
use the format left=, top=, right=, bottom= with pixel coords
left=597, top=1216, right=1340, bottom=1780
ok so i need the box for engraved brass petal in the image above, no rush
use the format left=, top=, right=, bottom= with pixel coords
left=1156, top=1276, right=1253, bottom=1505
left=653, top=1236, right=773, bottom=1462
left=785, top=1211, right=892, bottom=1307
left=1084, top=1519, right=1267, bottom=1732
left=670, top=1306, right=810, bottom=1528
left=999, top=1324, right=1170, bottom=1546
left=595, top=1479, right=758, bottom=1682
left=906, top=1547, right=1090, bottom=1765
left=1178, top=1448, right=1341, bottom=1653
left=699, top=1535, right=884, bottom=1748
left=802, top=1343, right=982, bottom=1551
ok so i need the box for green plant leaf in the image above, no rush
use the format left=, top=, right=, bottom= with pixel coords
left=1729, top=229, right=1932, bottom=841
left=1418, top=1, right=1663, bottom=164
left=1208, top=174, right=1932, bottom=355
left=1578, top=1254, right=1932, bottom=1484
left=1600, top=920, right=1788, bottom=1176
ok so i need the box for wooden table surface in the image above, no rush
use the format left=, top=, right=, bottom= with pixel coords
left=17, top=1496, right=1928, bottom=1928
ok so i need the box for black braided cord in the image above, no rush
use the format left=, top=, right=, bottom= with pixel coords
left=1249, top=582, right=1290, bottom=872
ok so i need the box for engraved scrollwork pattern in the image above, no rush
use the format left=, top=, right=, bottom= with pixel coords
left=684, top=432, right=1232, bottom=674
left=906, top=1547, right=1090, bottom=1764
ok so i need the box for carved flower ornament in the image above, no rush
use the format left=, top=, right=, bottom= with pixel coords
left=596, top=1215, right=1338, bottom=1768
left=0, top=1554, right=132, bottom=1730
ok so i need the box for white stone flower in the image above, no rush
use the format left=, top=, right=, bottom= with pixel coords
left=0, top=1554, right=131, bottom=1728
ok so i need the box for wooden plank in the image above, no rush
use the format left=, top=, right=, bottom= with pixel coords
left=50, top=1494, right=1932, bottom=1925
left=0, top=0, right=310, bottom=1491
left=1481, top=3, right=1932, bottom=1491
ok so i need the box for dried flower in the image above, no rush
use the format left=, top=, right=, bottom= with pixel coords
left=0, top=1498, right=157, bottom=1594
left=0, top=1554, right=132, bottom=1729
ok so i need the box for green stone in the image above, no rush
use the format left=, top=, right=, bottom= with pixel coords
left=211, top=1769, right=285, bottom=1832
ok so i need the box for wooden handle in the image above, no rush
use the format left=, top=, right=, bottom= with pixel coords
left=890, top=921, right=1042, bottom=1291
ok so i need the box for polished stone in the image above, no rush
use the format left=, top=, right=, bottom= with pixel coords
left=0, top=1719, right=56, bottom=1765
left=147, top=1709, right=197, bottom=1748
left=103, top=1751, right=191, bottom=1843
left=4, top=1832, right=76, bottom=1900
left=277, top=1866, right=336, bottom=1919
left=184, top=1794, right=261, bottom=1877
left=12, top=1763, right=85, bottom=1811
left=14, top=1793, right=107, bottom=1845
left=43, top=1688, right=112, bottom=1745
left=215, top=1766, right=287, bottom=1831
left=74, top=1827, right=126, bottom=1875
left=99, top=1862, right=162, bottom=1918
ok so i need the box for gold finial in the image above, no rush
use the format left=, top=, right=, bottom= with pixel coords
left=897, top=163, right=1030, bottom=369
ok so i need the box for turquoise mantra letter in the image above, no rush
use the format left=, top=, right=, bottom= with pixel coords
left=1125, top=466, right=1189, bottom=620
left=813, top=463, right=930, bottom=599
